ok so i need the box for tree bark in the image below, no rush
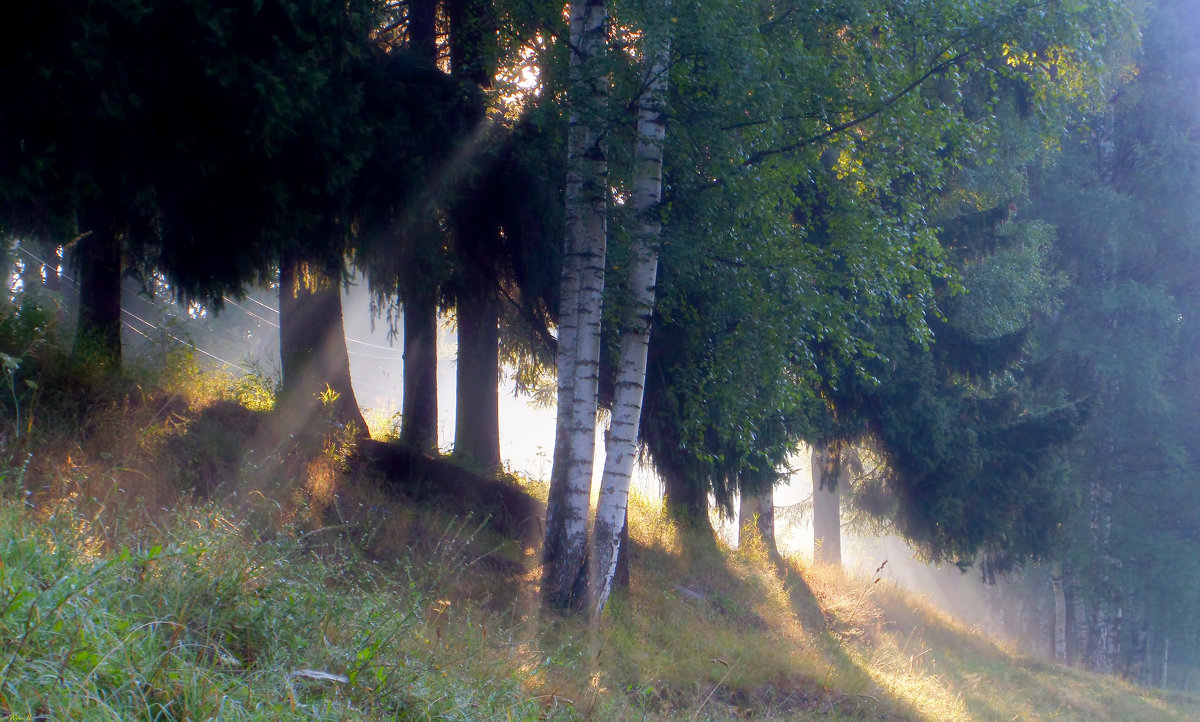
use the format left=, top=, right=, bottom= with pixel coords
left=454, top=283, right=501, bottom=471
left=73, top=221, right=122, bottom=367
left=662, top=468, right=714, bottom=539
left=409, top=0, right=437, bottom=62
left=738, top=485, right=776, bottom=557
left=448, top=0, right=501, bottom=473
left=1073, top=581, right=1089, bottom=667
left=1052, top=563, right=1067, bottom=662
left=591, top=14, right=669, bottom=616
left=542, top=0, right=608, bottom=611
left=812, top=444, right=842, bottom=567
left=401, top=286, right=439, bottom=449
left=399, top=0, right=442, bottom=451
left=278, top=254, right=368, bottom=438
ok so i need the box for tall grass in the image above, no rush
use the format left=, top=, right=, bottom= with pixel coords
left=0, top=493, right=560, bottom=720
left=4, top=293, right=1200, bottom=720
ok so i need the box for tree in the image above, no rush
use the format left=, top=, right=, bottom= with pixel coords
left=591, top=6, right=672, bottom=613
left=533, top=0, right=1126, bottom=612
left=1002, top=0, right=1200, bottom=677
left=398, top=0, right=443, bottom=450
left=0, top=0, right=165, bottom=366
left=2, top=0, right=382, bottom=408
left=542, top=0, right=610, bottom=611
left=447, top=0, right=504, bottom=472
left=813, top=443, right=860, bottom=568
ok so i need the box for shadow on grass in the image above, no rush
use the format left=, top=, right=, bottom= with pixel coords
left=603, top=521, right=934, bottom=720
left=875, top=589, right=1200, bottom=721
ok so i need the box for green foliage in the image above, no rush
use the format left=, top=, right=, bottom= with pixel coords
left=990, top=0, right=1200, bottom=677
left=625, top=0, right=1127, bottom=558
left=0, top=497, right=554, bottom=720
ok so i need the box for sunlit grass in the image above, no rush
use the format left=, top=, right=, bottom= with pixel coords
left=4, top=322, right=1200, bottom=719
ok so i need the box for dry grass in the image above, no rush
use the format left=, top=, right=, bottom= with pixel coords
left=3, top=325, right=1200, bottom=719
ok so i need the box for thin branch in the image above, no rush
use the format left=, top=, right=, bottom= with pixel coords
left=741, top=49, right=973, bottom=167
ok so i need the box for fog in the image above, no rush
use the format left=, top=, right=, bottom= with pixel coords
left=78, top=266, right=1031, bottom=655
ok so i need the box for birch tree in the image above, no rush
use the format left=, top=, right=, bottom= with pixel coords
left=542, top=0, right=609, bottom=610
left=591, top=13, right=671, bottom=614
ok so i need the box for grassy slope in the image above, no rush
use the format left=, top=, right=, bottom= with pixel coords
left=1, top=359, right=1197, bottom=720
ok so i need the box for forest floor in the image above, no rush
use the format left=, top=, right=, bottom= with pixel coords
left=2, top=350, right=1198, bottom=720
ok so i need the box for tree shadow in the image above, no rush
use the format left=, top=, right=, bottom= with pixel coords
left=610, top=521, right=934, bottom=720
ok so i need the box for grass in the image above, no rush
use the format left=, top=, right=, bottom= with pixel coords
left=2, top=320, right=1200, bottom=719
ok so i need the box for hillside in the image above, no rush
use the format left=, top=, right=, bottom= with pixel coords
left=1, top=355, right=1197, bottom=720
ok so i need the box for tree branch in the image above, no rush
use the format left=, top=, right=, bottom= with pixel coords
left=740, top=49, right=973, bottom=167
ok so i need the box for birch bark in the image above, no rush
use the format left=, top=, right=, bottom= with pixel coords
left=542, top=0, right=609, bottom=610
left=590, top=17, right=671, bottom=616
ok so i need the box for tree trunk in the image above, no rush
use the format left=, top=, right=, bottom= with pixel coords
left=278, top=254, right=368, bottom=438
left=448, top=0, right=501, bottom=474
left=662, top=468, right=714, bottom=539
left=447, top=0, right=494, bottom=85
left=1052, top=563, right=1067, bottom=662
left=542, top=0, right=608, bottom=611
left=1162, top=635, right=1170, bottom=688
left=812, top=444, right=842, bottom=567
left=1073, top=583, right=1089, bottom=667
left=591, top=15, right=669, bottom=616
left=401, top=286, right=439, bottom=449
left=409, top=0, right=436, bottom=62
left=454, top=283, right=501, bottom=472
left=614, top=506, right=630, bottom=591
left=738, top=486, right=776, bottom=557
left=397, top=0, right=441, bottom=451
left=73, top=221, right=122, bottom=367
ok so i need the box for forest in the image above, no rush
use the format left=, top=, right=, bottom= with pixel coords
left=2, top=0, right=1200, bottom=718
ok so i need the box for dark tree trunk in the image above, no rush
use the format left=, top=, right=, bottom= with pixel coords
left=662, top=469, right=714, bottom=540
left=401, top=287, right=439, bottom=449
left=409, top=0, right=437, bottom=62
left=454, top=283, right=501, bottom=471
left=447, top=0, right=494, bottom=85
left=399, top=0, right=441, bottom=451
left=448, top=0, right=501, bottom=474
left=614, top=506, right=630, bottom=591
left=278, top=254, right=367, bottom=438
left=73, top=222, right=122, bottom=366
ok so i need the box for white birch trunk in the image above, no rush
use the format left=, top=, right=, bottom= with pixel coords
left=592, top=19, right=670, bottom=616
left=542, top=0, right=609, bottom=610
left=1052, top=563, right=1067, bottom=662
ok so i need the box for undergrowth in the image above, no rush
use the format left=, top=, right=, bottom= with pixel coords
left=3, top=294, right=1200, bottom=720
left=0, top=496, right=555, bottom=720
